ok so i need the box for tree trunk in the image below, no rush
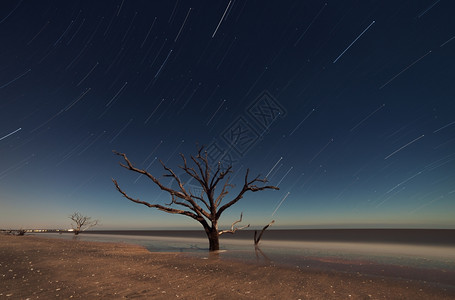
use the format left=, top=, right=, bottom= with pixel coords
left=207, top=227, right=220, bottom=251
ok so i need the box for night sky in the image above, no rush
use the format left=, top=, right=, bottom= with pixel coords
left=1, top=0, right=454, bottom=230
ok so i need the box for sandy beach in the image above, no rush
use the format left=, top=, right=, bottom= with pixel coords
left=1, top=235, right=454, bottom=299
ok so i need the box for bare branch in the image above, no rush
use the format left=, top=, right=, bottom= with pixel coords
left=113, top=179, right=203, bottom=220
left=217, top=169, right=279, bottom=219
left=198, top=148, right=211, bottom=183
left=112, top=151, right=211, bottom=219
left=189, top=192, right=211, bottom=211
left=209, top=162, right=222, bottom=188
left=214, top=178, right=234, bottom=207
left=210, top=165, right=233, bottom=190
left=113, top=150, right=181, bottom=196
left=254, top=220, right=275, bottom=245
left=178, top=154, right=212, bottom=210
left=191, top=151, right=207, bottom=184
left=159, top=159, right=189, bottom=197
left=218, top=212, right=250, bottom=235
left=179, top=153, right=207, bottom=191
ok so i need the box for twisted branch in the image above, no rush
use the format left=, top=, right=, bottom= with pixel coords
left=218, top=212, right=250, bottom=235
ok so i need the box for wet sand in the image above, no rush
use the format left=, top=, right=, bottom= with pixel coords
left=1, top=235, right=454, bottom=299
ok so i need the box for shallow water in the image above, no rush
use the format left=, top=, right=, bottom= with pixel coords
left=36, top=231, right=455, bottom=287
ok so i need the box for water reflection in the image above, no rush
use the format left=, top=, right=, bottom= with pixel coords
left=34, top=232, right=455, bottom=286
left=254, top=246, right=272, bottom=264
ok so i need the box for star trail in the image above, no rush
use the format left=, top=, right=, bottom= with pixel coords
left=0, top=0, right=454, bottom=230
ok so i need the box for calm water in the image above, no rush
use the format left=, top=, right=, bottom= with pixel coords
left=36, top=229, right=455, bottom=287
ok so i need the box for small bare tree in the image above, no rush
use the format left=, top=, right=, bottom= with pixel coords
left=69, top=212, right=98, bottom=235
left=112, top=147, right=279, bottom=251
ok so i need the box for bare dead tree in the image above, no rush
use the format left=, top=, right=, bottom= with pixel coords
left=254, top=220, right=275, bottom=246
left=69, top=212, right=99, bottom=235
left=112, top=147, right=279, bottom=251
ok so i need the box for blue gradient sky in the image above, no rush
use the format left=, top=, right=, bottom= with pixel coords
left=1, top=0, right=454, bottom=230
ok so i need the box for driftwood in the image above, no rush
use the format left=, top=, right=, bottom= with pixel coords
left=3, top=229, right=26, bottom=236
left=254, top=220, right=275, bottom=246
